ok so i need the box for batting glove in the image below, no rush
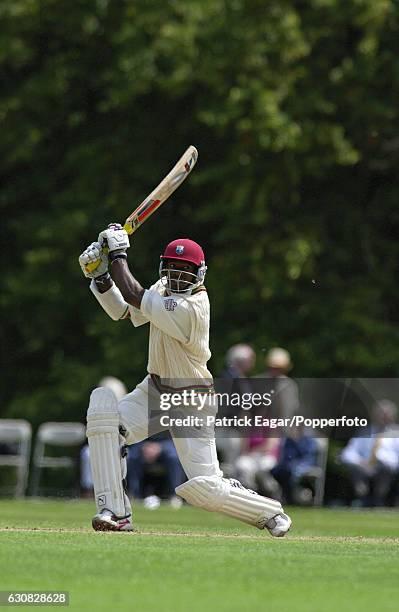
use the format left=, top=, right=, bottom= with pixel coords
left=98, top=223, right=130, bottom=263
left=79, top=241, right=109, bottom=278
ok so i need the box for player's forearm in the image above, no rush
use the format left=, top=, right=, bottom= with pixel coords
left=110, top=259, right=144, bottom=309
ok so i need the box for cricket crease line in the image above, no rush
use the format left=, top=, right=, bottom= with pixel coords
left=0, top=527, right=398, bottom=544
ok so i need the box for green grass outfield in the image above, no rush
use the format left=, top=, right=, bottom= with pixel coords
left=0, top=500, right=398, bottom=611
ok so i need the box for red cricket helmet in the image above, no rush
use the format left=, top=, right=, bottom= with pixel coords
left=159, top=239, right=207, bottom=293
left=160, top=238, right=205, bottom=266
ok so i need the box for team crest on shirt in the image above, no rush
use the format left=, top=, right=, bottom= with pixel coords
left=164, top=298, right=178, bottom=311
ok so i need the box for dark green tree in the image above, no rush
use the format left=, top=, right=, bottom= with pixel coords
left=1, top=0, right=398, bottom=426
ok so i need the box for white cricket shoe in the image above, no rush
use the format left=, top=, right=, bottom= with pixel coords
left=92, top=509, right=133, bottom=532
left=265, top=512, right=292, bottom=537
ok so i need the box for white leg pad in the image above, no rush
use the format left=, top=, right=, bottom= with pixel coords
left=176, top=476, right=282, bottom=529
left=86, top=387, right=131, bottom=518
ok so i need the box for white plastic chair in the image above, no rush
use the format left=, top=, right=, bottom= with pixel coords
left=0, top=419, right=32, bottom=497
left=30, top=422, right=86, bottom=496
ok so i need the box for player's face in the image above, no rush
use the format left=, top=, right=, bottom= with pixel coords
left=162, top=259, right=197, bottom=292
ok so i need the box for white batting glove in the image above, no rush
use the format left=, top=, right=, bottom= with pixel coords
left=98, top=223, right=130, bottom=261
left=79, top=241, right=109, bottom=278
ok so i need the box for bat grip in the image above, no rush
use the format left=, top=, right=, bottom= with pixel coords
left=85, top=223, right=132, bottom=273
left=123, top=222, right=133, bottom=235
left=85, top=260, right=101, bottom=273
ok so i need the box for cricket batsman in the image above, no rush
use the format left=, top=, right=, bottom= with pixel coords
left=79, top=224, right=292, bottom=536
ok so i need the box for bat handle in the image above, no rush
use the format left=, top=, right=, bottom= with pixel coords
left=85, top=260, right=101, bottom=273
left=123, top=222, right=134, bottom=235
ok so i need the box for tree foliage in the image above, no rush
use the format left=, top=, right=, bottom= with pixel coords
left=1, top=0, right=399, bottom=425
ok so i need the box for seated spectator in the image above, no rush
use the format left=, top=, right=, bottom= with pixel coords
left=341, top=399, right=399, bottom=507
left=221, top=344, right=256, bottom=383
left=256, top=347, right=299, bottom=420
left=127, top=433, right=186, bottom=508
left=216, top=344, right=256, bottom=476
left=269, top=427, right=318, bottom=504
left=235, top=346, right=303, bottom=499
left=235, top=434, right=281, bottom=497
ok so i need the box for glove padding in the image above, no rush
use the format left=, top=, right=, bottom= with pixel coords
left=98, top=223, right=130, bottom=254
left=79, top=242, right=109, bottom=278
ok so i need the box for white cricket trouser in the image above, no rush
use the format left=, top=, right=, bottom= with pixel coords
left=118, top=375, right=223, bottom=480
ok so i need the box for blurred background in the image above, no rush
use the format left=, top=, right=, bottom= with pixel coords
left=1, top=0, right=399, bottom=506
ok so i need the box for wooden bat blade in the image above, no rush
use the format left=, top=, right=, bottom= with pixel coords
left=85, top=146, right=198, bottom=273
left=123, top=145, right=198, bottom=235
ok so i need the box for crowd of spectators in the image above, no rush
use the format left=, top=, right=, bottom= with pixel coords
left=78, top=347, right=399, bottom=508
left=218, top=345, right=322, bottom=506
left=340, top=400, right=399, bottom=507
left=3, top=350, right=398, bottom=508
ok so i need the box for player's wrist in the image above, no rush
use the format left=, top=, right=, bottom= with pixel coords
left=94, top=272, right=113, bottom=293
left=109, top=251, right=128, bottom=263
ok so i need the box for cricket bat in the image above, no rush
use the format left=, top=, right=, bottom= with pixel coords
left=86, top=146, right=198, bottom=273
